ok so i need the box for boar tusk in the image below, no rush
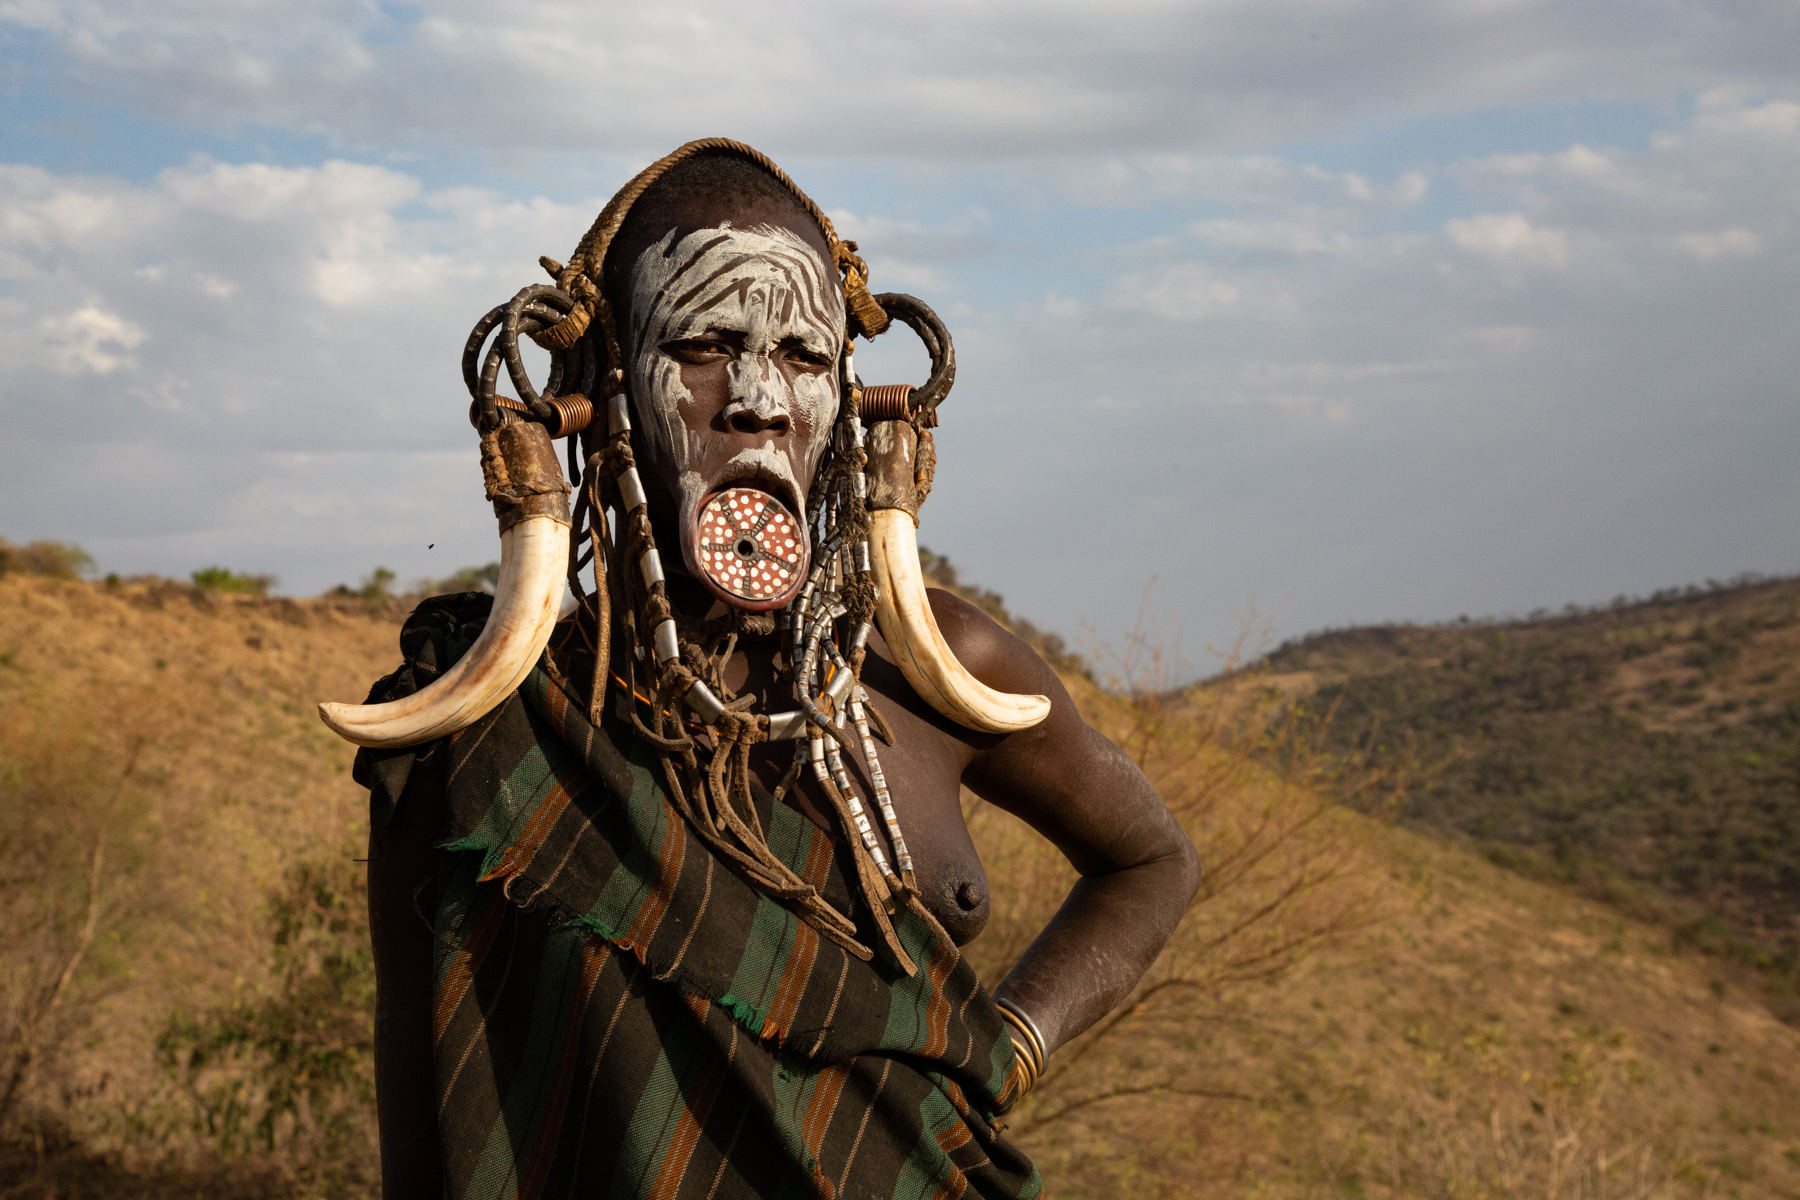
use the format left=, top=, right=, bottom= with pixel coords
left=318, top=419, right=571, bottom=749
left=867, top=507, right=1051, bottom=734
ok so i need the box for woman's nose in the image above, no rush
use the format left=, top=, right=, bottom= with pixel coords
left=726, top=403, right=790, bottom=435
left=723, top=363, right=791, bottom=434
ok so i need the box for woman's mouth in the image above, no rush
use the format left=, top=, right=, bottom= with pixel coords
left=687, top=480, right=809, bottom=611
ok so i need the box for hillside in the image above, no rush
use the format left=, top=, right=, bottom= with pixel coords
left=0, top=572, right=1797, bottom=1196
left=0, top=575, right=401, bottom=1190
left=1255, top=576, right=1800, bottom=983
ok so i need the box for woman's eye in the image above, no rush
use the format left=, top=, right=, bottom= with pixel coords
left=783, top=347, right=831, bottom=370
left=666, top=339, right=731, bottom=364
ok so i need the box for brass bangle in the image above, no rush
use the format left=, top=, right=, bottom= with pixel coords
left=995, top=997, right=1048, bottom=1095
left=1007, top=1032, right=1040, bottom=1094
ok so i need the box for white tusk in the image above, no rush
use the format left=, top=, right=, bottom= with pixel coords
left=867, top=508, right=1051, bottom=734
left=318, top=516, right=569, bottom=748
left=318, top=418, right=572, bottom=749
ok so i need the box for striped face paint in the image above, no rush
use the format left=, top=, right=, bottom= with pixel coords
left=626, top=222, right=844, bottom=609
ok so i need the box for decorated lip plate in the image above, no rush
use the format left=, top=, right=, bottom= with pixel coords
left=693, top=486, right=807, bottom=609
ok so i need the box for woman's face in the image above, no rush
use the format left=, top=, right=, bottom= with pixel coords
left=623, top=219, right=844, bottom=607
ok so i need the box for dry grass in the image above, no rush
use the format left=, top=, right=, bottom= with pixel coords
left=0, top=575, right=394, bottom=1192
left=1231, top=822, right=1800, bottom=1199
left=3, top=574, right=1799, bottom=1197
left=956, top=602, right=1800, bottom=1198
left=964, top=734, right=1800, bottom=1197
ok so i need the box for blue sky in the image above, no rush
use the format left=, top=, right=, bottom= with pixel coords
left=2, top=1, right=1796, bottom=671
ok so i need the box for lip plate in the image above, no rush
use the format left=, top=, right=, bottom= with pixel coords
left=687, top=479, right=810, bottom=613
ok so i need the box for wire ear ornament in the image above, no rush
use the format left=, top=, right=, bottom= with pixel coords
left=316, top=267, right=606, bottom=749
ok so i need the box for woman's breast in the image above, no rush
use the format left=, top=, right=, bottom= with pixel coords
left=749, top=730, right=994, bottom=946
left=822, top=725, right=994, bottom=947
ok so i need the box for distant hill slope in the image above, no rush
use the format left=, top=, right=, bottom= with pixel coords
left=3, top=572, right=1799, bottom=1195
left=1256, top=575, right=1800, bottom=968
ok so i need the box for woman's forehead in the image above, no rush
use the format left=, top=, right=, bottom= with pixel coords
left=633, top=215, right=831, bottom=280
left=660, top=182, right=830, bottom=254
left=630, top=223, right=844, bottom=339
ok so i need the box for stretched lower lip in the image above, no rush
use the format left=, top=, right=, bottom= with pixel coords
left=688, top=483, right=809, bottom=612
left=721, top=475, right=794, bottom=510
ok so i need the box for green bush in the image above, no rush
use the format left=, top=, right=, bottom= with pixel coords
left=1268, top=575, right=1800, bottom=987
left=419, top=562, right=500, bottom=597
left=0, top=539, right=95, bottom=580
left=190, top=567, right=274, bottom=596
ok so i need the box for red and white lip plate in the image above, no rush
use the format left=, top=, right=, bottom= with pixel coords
left=689, top=485, right=808, bottom=611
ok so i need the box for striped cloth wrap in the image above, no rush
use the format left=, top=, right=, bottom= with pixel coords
left=359, top=594, right=1044, bottom=1200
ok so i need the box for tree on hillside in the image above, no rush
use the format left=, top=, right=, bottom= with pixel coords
left=0, top=540, right=95, bottom=580
left=419, top=562, right=501, bottom=597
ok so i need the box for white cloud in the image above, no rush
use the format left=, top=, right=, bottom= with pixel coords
left=1392, top=172, right=1430, bottom=208
left=1675, top=228, right=1761, bottom=260
left=0, top=156, right=599, bottom=589
left=918, top=90, right=1800, bottom=651
left=0, top=26, right=1796, bottom=654
left=827, top=207, right=989, bottom=292
left=1445, top=213, right=1571, bottom=270
left=1689, top=89, right=1800, bottom=137
left=1189, top=212, right=1358, bottom=257
left=1108, top=263, right=1244, bottom=321
left=6, top=1, right=1796, bottom=160
left=40, top=304, right=146, bottom=374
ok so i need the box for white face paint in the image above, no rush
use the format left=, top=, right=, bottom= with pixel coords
left=625, top=222, right=845, bottom=595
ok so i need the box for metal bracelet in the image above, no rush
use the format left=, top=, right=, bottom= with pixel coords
left=683, top=680, right=726, bottom=724
left=639, top=548, right=664, bottom=589
left=994, top=996, right=1048, bottom=1079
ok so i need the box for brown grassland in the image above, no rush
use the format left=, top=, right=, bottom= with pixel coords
left=3, top=572, right=1799, bottom=1197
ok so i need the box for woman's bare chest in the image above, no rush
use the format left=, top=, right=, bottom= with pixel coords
left=728, top=644, right=995, bottom=945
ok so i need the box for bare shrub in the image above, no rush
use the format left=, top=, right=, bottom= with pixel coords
left=144, top=850, right=377, bottom=1193
left=0, top=575, right=394, bottom=1193
left=961, top=592, right=1399, bottom=1193
left=0, top=738, right=147, bottom=1132
left=0, top=677, right=185, bottom=1176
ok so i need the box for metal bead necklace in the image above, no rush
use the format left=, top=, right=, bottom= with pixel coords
left=597, top=348, right=920, bottom=971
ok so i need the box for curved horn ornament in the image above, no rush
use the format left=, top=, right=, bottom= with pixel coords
left=867, top=508, right=1051, bottom=735
left=318, top=420, right=572, bottom=749
left=854, top=292, right=1047, bottom=735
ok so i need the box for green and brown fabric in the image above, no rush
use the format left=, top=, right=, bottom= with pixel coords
left=358, top=595, right=1043, bottom=1200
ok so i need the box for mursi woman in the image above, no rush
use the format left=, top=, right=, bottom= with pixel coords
left=327, top=139, right=1199, bottom=1200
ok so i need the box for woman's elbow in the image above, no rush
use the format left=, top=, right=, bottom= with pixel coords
left=1133, top=816, right=1201, bottom=911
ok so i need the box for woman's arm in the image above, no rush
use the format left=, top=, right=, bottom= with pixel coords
left=933, top=591, right=1202, bottom=1056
